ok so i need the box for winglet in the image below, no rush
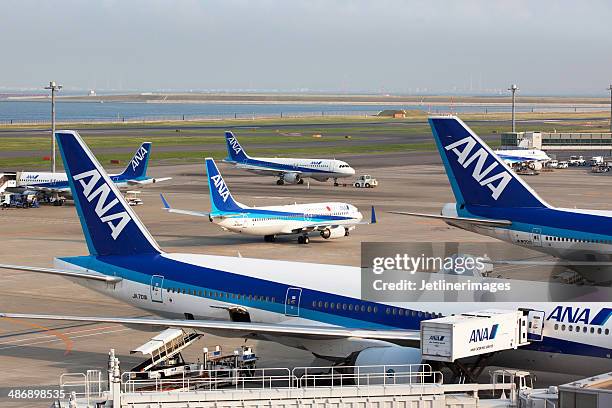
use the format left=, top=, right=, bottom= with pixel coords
left=160, top=193, right=171, bottom=209
left=371, top=206, right=377, bottom=224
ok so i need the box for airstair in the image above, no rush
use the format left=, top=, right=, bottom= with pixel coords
left=129, top=328, right=202, bottom=373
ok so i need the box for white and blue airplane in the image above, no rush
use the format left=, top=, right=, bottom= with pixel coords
left=494, top=148, right=551, bottom=170
left=0, top=130, right=610, bottom=376
left=393, top=116, right=612, bottom=284
left=9, top=142, right=170, bottom=202
left=224, top=131, right=355, bottom=185
left=160, top=158, right=370, bottom=244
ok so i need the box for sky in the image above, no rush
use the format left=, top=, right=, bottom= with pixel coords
left=1, top=0, right=611, bottom=95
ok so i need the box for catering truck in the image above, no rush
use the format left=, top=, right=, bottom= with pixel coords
left=420, top=310, right=530, bottom=363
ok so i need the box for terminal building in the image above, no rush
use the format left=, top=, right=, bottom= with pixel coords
left=501, top=131, right=612, bottom=150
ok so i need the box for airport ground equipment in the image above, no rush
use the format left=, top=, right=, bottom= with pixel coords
left=421, top=310, right=530, bottom=364
left=53, top=348, right=521, bottom=408
left=353, top=174, right=378, bottom=188
left=129, top=328, right=203, bottom=374
left=125, top=190, right=143, bottom=206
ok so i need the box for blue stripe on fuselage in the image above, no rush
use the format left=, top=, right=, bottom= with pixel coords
left=237, top=157, right=334, bottom=174
left=463, top=205, right=612, bottom=241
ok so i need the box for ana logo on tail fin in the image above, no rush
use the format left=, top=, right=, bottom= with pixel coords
left=56, top=131, right=161, bottom=256
left=429, top=116, right=547, bottom=209
left=73, top=169, right=131, bottom=239
left=120, top=142, right=151, bottom=180
left=224, top=132, right=248, bottom=162
left=205, top=158, right=243, bottom=213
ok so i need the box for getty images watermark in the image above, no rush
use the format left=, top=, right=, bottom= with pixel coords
left=360, top=242, right=612, bottom=302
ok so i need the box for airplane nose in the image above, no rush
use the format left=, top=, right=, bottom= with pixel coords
left=347, top=167, right=355, bottom=175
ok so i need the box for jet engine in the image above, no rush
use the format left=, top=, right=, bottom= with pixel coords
left=350, top=346, right=422, bottom=367
left=283, top=173, right=301, bottom=184
left=528, top=161, right=543, bottom=171
left=320, top=227, right=347, bottom=239
left=347, top=346, right=426, bottom=384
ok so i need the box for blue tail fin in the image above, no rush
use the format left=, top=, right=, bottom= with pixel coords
left=205, top=158, right=243, bottom=213
left=429, top=116, right=548, bottom=209
left=56, top=131, right=161, bottom=256
left=118, top=142, right=151, bottom=180
left=224, top=132, right=249, bottom=162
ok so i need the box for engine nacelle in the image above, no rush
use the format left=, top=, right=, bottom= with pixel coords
left=528, top=161, right=543, bottom=171
left=283, top=173, right=301, bottom=184
left=349, top=346, right=426, bottom=384
left=320, top=227, right=346, bottom=239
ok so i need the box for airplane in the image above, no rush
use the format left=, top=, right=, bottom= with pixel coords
left=160, top=158, right=371, bottom=244
left=493, top=148, right=551, bottom=170
left=223, top=131, right=355, bottom=185
left=8, top=142, right=171, bottom=203
left=0, top=129, right=610, bottom=378
left=392, top=116, right=612, bottom=284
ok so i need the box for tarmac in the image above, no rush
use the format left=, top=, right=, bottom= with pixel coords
left=1, top=159, right=610, bottom=407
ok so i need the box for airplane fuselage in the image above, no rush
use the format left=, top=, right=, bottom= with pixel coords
left=213, top=202, right=362, bottom=236
left=442, top=203, right=612, bottom=283
left=55, top=253, right=612, bottom=375
left=231, top=157, right=355, bottom=182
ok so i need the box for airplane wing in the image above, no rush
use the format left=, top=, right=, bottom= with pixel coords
left=160, top=193, right=209, bottom=217
left=0, top=264, right=122, bottom=283
left=235, top=163, right=299, bottom=176
left=127, top=177, right=173, bottom=186
left=20, top=185, right=69, bottom=193
left=0, top=313, right=420, bottom=347
left=389, top=211, right=512, bottom=227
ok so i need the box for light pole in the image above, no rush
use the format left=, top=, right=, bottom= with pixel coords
left=44, top=81, right=62, bottom=173
left=608, top=84, right=612, bottom=133
left=508, top=84, right=518, bottom=132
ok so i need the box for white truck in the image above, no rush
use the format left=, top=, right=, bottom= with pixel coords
left=568, top=155, right=586, bottom=166
left=420, top=310, right=530, bottom=362
left=353, top=175, right=378, bottom=188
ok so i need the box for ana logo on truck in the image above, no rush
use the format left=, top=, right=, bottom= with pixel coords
left=429, top=335, right=445, bottom=342
left=469, top=324, right=499, bottom=343
left=444, top=136, right=512, bottom=200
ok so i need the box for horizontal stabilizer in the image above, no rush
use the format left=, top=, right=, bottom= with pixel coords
left=0, top=263, right=122, bottom=282
left=160, top=193, right=210, bottom=217
left=389, top=211, right=512, bottom=227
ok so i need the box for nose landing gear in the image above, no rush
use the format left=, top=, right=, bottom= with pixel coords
left=297, top=235, right=310, bottom=244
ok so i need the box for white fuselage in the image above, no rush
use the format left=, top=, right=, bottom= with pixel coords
left=215, top=202, right=363, bottom=236
left=235, top=157, right=355, bottom=182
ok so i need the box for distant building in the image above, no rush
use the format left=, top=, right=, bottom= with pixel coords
left=377, top=109, right=406, bottom=118
left=88, top=89, right=96, bottom=96
left=502, top=131, right=612, bottom=150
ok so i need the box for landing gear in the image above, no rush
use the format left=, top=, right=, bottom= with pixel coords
left=276, top=179, right=285, bottom=185
left=264, top=235, right=276, bottom=242
left=297, top=235, right=310, bottom=244
left=333, top=178, right=339, bottom=187
left=297, top=179, right=304, bottom=184
left=344, top=228, right=350, bottom=237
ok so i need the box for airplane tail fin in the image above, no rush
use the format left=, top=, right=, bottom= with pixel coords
left=428, top=116, right=548, bottom=210
left=205, top=158, right=244, bottom=213
left=56, top=132, right=161, bottom=256
left=117, top=142, right=152, bottom=180
left=224, top=132, right=249, bottom=162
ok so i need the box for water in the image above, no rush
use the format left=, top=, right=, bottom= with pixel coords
left=0, top=100, right=604, bottom=124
